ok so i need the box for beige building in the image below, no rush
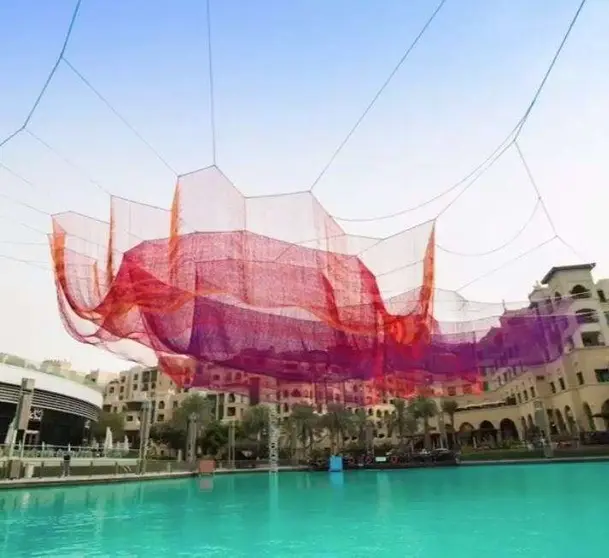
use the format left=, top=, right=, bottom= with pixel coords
left=443, top=263, right=609, bottom=443
left=101, top=365, right=253, bottom=438
left=100, top=263, right=609, bottom=444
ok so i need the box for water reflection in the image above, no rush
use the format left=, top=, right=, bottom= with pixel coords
left=329, top=471, right=344, bottom=487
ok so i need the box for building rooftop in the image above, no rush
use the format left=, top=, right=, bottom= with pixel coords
left=540, top=263, right=596, bottom=285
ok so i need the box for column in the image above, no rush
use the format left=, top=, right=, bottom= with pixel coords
left=9, top=378, right=35, bottom=458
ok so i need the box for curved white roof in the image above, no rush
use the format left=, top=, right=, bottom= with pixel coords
left=0, top=363, right=103, bottom=409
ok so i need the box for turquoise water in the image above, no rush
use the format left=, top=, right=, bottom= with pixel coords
left=1, top=463, right=608, bottom=557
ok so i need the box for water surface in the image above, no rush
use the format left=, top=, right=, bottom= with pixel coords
left=0, top=463, right=607, bottom=557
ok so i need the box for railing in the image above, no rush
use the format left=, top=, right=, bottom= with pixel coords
left=0, top=443, right=138, bottom=459
left=215, top=458, right=303, bottom=470
left=0, top=457, right=197, bottom=481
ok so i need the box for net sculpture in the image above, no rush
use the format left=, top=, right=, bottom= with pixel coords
left=49, top=167, right=577, bottom=402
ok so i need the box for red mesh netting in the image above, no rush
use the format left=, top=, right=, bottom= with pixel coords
left=49, top=167, right=575, bottom=401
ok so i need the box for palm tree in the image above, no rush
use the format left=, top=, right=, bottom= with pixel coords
left=388, top=398, right=419, bottom=449
left=171, top=393, right=214, bottom=433
left=387, top=398, right=416, bottom=445
left=242, top=405, right=269, bottom=456
left=441, top=399, right=459, bottom=447
left=352, top=408, right=371, bottom=448
left=288, top=404, right=320, bottom=458
left=319, top=403, right=354, bottom=454
left=280, top=415, right=298, bottom=461
left=408, top=395, right=437, bottom=450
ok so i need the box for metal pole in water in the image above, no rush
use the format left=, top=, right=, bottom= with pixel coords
left=267, top=401, right=279, bottom=474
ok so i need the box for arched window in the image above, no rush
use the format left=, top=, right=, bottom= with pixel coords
left=570, top=284, right=591, bottom=299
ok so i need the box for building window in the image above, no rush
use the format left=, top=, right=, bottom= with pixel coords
left=530, top=386, right=536, bottom=398
left=559, top=378, right=566, bottom=390
left=516, top=393, right=522, bottom=403
left=581, top=331, right=604, bottom=347
left=570, top=285, right=591, bottom=299
left=550, top=382, right=556, bottom=394
left=575, top=308, right=598, bottom=324
left=594, top=369, right=609, bottom=383
left=173, top=401, right=178, bottom=409
left=227, top=407, right=236, bottom=417
left=157, top=414, right=164, bottom=422
left=523, top=390, right=529, bottom=401
left=576, top=372, right=584, bottom=385
left=598, top=289, right=607, bottom=302
left=447, top=386, right=457, bottom=397
left=463, top=384, right=473, bottom=395
left=127, top=415, right=134, bottom=422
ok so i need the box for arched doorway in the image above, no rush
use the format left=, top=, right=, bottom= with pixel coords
left=458, top=422, right=474, bottom=446
left=554, top=409, right=567, bottom=434
left=582, top=402, right=595, bottom=431
left=499, top=418, right=519, bottom=441
left=479, top=420, right=496, bottom=445
left=564, top=406, right=577, bottom=433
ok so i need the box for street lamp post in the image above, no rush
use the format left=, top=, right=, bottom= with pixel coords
left=186, top=412, right=198, bottom=466
left=138, top=399, right=152, bottom=474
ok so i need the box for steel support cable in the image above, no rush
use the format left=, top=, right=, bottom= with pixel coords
left=25, top=129, right=112, bottom=196
left=0, top=253, right=50, bottom=271
left=515, top=140, right=587, bottom=263
left=0, top=0, right=167, bottom=205
left=513, top=0, right=588, bottom=142
left=437, top=198, right=541, bottom=257
left=392, top=0, right=590, bottom=283
left=308, top=0, right=448, bottom=193
left=455, top=236, right=557, bottom=292
left=0, top=0, right=83, bottom=150
left=0, top=168, right=145, bottom=250
left=324, top=0, right=588, bottom=223
left=61, top=58, right=179, bottom=176
left=206, top=0, right=217, bottom=166
left=333, top=130, right=518, bottom=224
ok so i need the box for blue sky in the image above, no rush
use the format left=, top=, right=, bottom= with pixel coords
left=0, top=0, right=607, bottom=372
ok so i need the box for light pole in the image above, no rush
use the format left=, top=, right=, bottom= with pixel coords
left=186, top=412, right=198, bottom=466
left=228, top=420, right=236, bottom=469
left=138, top=398, right=152, bottom=474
